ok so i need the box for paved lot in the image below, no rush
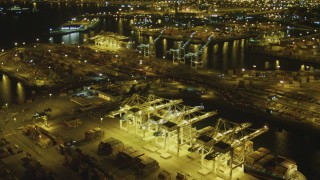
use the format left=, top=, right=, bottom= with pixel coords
left=0, top=91, right=258, bottom=180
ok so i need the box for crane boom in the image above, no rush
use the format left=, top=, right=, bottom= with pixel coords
left=231, top=126, right=269, bottom=147
left=182, top=111, right=217, bottom=125
left=181, top=32, right=196, bottom=48
left=153, top=29, right=166, bottom=44
left=213, top=122, right=252, bottom=142
left=151, top=99, right=183, bottom=111
left=199, top=35, right=214, bottom=52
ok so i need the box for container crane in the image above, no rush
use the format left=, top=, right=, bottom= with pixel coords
left=156, top=108, right=217, bottom=157
left=119, top=99, right=183, bottom=137
left=167, top=41, right=183, bottom=64
left=137, top=44, right=150, bottom=57
left=149, top=28, right=166, bottom=57
left=185, top=35, right=214, bottom=68
left=168, top=32, right=196, bottom=64
left=137, top=28, right=166, bottom=57
left=109, top=94, right=164, bottom=118
left=194, top=119, right=268, bottom=179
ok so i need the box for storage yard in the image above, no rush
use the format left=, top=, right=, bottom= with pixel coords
left=0, top=91, right=271, bottom=180
left=0, top=0, right=319, bottom=179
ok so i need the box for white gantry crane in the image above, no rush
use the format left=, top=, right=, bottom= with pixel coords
left=194, top=118, right=268, bottom=179
left=110, top=94, right=184, bottom=138
left=137, top=28, right=166, bottom=57
left=184, top=35, right=214, bottom=68
left=108, top=94, right=164, bottom=118
left=155, top=104, right=217, bottom=157
left=168, top=31, right=196, bottom=64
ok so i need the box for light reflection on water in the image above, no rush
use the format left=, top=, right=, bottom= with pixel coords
left=118, top=18, right=123, bottom=35
left=0, top=9, right=320, bottom=179
left=44, top=16, right=319, bottom=71
left=17, top=82, right=25, bottom=104
left=1, top=74, right=12, bottom=104
left=161, top=86, right=320, bottom=180
left=61, top=32, right=81, bottom=44
left=0, top=73, right=31, bottom=105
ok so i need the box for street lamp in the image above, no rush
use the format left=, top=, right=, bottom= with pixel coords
left=306, top=66, right=310, bottom=71
left=49, top=93, right=52, bottom=99
left=100, top=117, right=103, bottom=126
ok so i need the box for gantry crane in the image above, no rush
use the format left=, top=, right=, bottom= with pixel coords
left=151, top=104, right=204, bottom=141
left=137, top=28, right=166, bottom=57
left=108, top=94, right=164, bottom=118
left=155, top=104, right=217, bottom=156
left=194, top=118, right=268, bottom=179
left=110, top=94, right=184, bottom=138
left=135, top=99, right=183, bottom=138
left=137, top=44, right=150, bottom=57
left=184, top=35, right=214, bottom=68
left=168, top=32, right=196, bottom=64
left=149, top=28, right=166, bottom=57
left=120, top=98, right=183, bottom=136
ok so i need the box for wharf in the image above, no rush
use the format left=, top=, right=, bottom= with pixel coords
left=140, top=31, right=252, bottom=43
left=248, top=47, right=320, bottom=65
left=50, top=17, right=100, bottom=35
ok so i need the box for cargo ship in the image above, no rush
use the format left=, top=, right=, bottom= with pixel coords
left=244, top=147, right=306, bottom=180
left=2, top=5, right=34, bottom=16
left=49, top=17, right=100, bottom=35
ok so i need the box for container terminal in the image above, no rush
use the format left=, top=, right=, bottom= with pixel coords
left=0, top=0, right=319, bottom=179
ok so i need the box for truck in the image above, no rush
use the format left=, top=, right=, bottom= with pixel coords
left=134, top=154, right=159, bottom=175
left=116, top=147, right=144, bottom=167
left=97, top=137, right=124, bottom=156
left=63, top=118, right=82, bottom=128
left=176, top=172, right=192, bottom=180
left=0, top=148, right=10, bottom=159
left=85, top=127, right=104, bottom=140
left=36, top=134, right=53, bottom=149
left=6, top=144, right=23, bottom=155
left=0, top=138, right=9, bottom=147
left=158, top=170, right=172, bottom=180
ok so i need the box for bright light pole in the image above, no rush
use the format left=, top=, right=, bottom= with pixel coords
left=36, top=38, right=39, bottom=47
left=14, top=42, right=18, bottom=51
left=253, top=65, right=256, bottom=70
left=100, top=117, right=103, bottom=126
left=49, top=93, right=52, bottom=99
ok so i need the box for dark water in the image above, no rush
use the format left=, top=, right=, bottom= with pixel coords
left=163, top=93, right=320, bottom=180
left=1, top=3, right=318, bottom=71
left=0, top=3, right=319, bottom=179
left=0, top=73, right=33, bottom=105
